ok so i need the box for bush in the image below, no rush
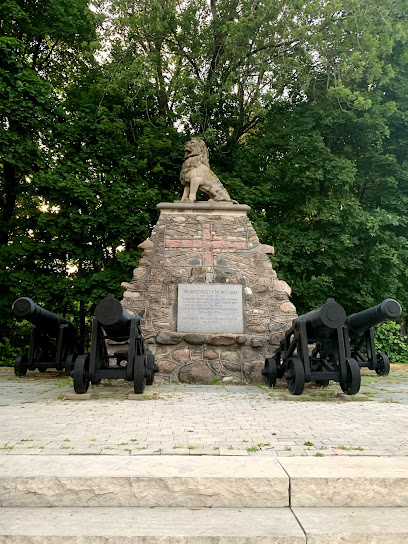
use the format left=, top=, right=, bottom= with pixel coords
left=0, top=337, right=20, bottom=367
left=375, top=322, right=408, bottom=364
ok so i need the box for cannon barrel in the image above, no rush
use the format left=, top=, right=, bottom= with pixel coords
left=95, top=295, right=138, bottom=336
left=295, top=298, right=346, bottom=339
left=345, top=298, right=402, bottom=336
left=12, top=297, right=76, bottom=335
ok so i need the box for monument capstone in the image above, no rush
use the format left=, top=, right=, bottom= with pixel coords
left=120, top=139, right=296, bottom=383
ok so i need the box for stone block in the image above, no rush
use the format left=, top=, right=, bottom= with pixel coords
left=178, top=363, right=215, bottom=384
left=173, top=349, right=190, bottom=364
left=203, top=350, right=219, bottom=360
left=207, top=335, right=236, bottom=346
left=155, top=332, right=182, bottom=345
left=280, top=457, right=408, bottom=507
left=183, top=334, right=206, bottom=345
left=293, top=506, right=408, bottom=544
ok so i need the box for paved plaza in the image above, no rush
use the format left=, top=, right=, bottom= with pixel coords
left=0, top=366, right=408, bottom=457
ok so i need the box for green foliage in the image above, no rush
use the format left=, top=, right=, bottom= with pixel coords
left=375, top=322, right=408, bottom=364
left=0, top=337, right=20, bottom=366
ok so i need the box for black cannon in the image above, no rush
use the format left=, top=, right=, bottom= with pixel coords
left=262, top=298, right=361, bottom=395
left=344, top=298, right=402, bottom=376
left=73, top=294, right=158, bottom=394
left=12, top=297, right=78, bottom=376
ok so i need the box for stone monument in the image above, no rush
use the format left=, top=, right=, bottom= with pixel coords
left=121, top=138, right=296, bottom=383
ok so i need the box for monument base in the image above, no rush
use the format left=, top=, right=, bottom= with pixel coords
left=121, top=201, right=297, bottom=384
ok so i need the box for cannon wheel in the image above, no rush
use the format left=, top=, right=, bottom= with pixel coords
left=133, top=354, right=146, bottom=394
left=376, top=354, right=390, bottom=376
left=286, top=357, right=305, bottom=395
left=340, top=357, right=361, bottom=395
left=14, top=355, right=28, bottom=377
left=73, top=354, right=90, bottom=394
left=262, top=357, right=277, bottom=388
left=65, top=353, right=76, bottom=376
left=145, top=353, right=156, bottom=386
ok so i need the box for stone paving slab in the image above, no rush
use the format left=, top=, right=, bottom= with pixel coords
left=1, top=367, right=408, bottom=457
left=0, top=455, right=289, bottom=507
left=0, top=507, right=306, bottom=544
left=280, top=457, right=408, bottom=506
left=293, top=507, right=408, bottom=543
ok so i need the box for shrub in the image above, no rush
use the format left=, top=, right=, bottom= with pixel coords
left=375, top=322, right=408, bottom=364
left=0, top=338, right=20, bottom=367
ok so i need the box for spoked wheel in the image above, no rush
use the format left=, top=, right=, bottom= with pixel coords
left=145, top=352, right=157, bottom=386
left=315, top=379, right=330, bottom=387
left=262, top=357, right=278, bottom=388
left=286, top=357, right=305, bottom=395
left=14, top=355, right=28, bottom=377
left=133, top=354, right=146, bottom=394
left=340, top=357, right=361, bottom=395
left=73, top=354, right=90, bottom=394
left=376, top=354, right=390, bottom=376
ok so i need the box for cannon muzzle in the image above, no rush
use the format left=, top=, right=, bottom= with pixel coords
left=12, top=297, right=76, bottom=336
left=295, top=298, right=346, bottom=340
left=345, top=298, right=402, bottom=336
left=95, top=294, right=138, bottom=336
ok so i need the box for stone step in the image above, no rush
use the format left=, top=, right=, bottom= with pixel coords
left=1, top=506, right=408, bottom=543
left=1, top=456, right=407, bottom=508
left=0, top=507, right=305, bottom=543
left=0, top=455, right=289, bottom=508
left=279, top=456, right=408, bottom=507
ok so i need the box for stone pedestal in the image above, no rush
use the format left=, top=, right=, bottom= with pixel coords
left=121, top=201, right=297, bottom=383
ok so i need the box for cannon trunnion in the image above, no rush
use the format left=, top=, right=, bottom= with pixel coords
left=262, top=298, right=361, bottom=396
left=344, top=298, right=402, bottom=376
left=73, top=295, right=158, bottom=394
left=12, top=297, right=78, bottom=376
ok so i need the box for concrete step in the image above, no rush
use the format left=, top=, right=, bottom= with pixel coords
left=0, top=507, right=305, bottom=544
left=280, top=456, right=408, bottom=507
left=0, top=455, right=289, bottom=508
left=293, top=507, right=408, bottom=543
left=1, top=506, right=408, bottom=543
left=1, top=455, right=407, bottom=508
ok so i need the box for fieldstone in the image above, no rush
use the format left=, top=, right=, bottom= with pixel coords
left=178, top=363, right=215, bottom=384
left=133, top=267, right=147, bottom=279
left=280, top=301, right=297, bottom=314
left=138, top=258, right=151, bottom=267
left=252, top=285, right=268, bottom=293
left=269, top=331, right=286, bottom=344
left=243, top=359, right=264, bottom=382
left=207, top=335, right=236, bottom=346
left=158, top=360, right=179, bottom=374
left=189, top=258, right=201, bottom=265
left=248, top=324, right=268, bottom=333
left=222, top=376, right=235, bottom=383
left=269, top=322, right=290, bottom=333
left=183, top=334, right=206, bottom=345
left=156, top=332, right=182, bottom=345
left=173, top=349, right=190, bottom=364
left=137, top=239, right=155, bottom=250
left=235, top=335, right=247, bottom=345
left=250, top=337, right=265, bottom=347
left=191, top=266, right=206, bottom=276
left=203, top=349, right=219, bottom=360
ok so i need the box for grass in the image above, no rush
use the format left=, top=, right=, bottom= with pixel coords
left=285, top=446, right=292, bottom=451
left=187, top=445, right=197, bottom=450
left=315, top=452, right=324, bottom=457
left=247, top=446, right=260, bottom=452
left=304, top=440, right=314, bottom=446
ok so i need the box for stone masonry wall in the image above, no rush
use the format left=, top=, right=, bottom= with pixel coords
left=120, top=202, right=297, bottom=384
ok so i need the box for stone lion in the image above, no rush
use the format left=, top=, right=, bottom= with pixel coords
left=180, top=138, right=237, bottom=202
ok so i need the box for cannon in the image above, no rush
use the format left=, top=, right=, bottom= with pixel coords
left=12, top=297, right=78, bottom=376
left=344, top=298, right=402, bottom=376
left=262, top=298, right=361, bottom=395
left=73, top=294, right=158, bottom=394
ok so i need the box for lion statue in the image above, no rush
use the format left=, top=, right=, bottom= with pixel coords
left=180, top=138, right=237, bottom=203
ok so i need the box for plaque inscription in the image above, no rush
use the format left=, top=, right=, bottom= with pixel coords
left=177, top=284, right=244, bottom=333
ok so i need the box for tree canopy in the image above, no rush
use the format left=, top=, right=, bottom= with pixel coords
left=1, top=0, right=408, bottom=354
